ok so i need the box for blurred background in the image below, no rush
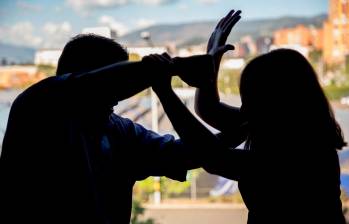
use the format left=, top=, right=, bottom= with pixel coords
left=0, top=0, right=349, bottom=223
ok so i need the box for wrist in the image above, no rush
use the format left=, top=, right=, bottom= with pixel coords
left=198, top=79, right=217, bottom=91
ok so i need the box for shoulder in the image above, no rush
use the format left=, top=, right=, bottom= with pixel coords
left=108, top=113, right=140, bottom=137
left=9, top=76, right=69, bottom=120
left=14, top=76, right=65, bottom=106
left=109, top=113, right=136, bottom=128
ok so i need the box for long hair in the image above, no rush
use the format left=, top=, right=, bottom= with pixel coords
left=239, top=49, right=346, bottom=151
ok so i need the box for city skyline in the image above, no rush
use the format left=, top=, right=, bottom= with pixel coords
left=0, top=0, right=328, bottom=49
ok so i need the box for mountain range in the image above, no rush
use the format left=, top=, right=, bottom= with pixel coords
left=0, top=14, right=327, bottom=64
left=119, top=14, right=327, bottom=47
left=0, top=43, right=36, bottom=64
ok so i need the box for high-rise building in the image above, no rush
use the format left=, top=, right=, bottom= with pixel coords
left=273, top=25, right=323, bottom=51
left=323, top=0, right=349, bottom=64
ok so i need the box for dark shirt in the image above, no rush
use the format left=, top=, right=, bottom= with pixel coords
left=0, top=74, right=191, bottom=224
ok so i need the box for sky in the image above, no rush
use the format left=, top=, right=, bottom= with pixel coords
left=0, top=0, right=328, bottom=49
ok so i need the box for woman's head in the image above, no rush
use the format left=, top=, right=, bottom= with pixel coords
left=240, top=49, right=346, bottom=150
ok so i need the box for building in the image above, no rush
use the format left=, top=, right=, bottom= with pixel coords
left=128, top=47, right=168, bottom=58
left=323, top=0, right=349, bottom=64
left=221, top=58, right=245, bottom=70
left=273, top=25, right=323, bottom=50
left=0, top=66, right=45, bottom=89
left=82, top=27, right=117, bottom=39
left=272, top=0, right=349, bottom=65
left=270, top=44, right=310, bottom=58
left=240, top=36, right=258, bottom=56
left=177, top=45, right=206, bottom=57
left=256, top=37, right=273, bottom=54
left=34, top=27, right=118, bottom=66
left=34, top=49, right=62, bottom=66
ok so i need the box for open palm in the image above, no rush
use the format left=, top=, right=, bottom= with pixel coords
left=207, top=10, right=241, bottom=78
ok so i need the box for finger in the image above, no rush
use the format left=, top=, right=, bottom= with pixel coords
left=151, top=54, right=173, bottom=74
left=215, top=45, right=235, bottom=56
left=223, top=15, right=241, bottom=34
left=161, top=52, right=172, bottom=61
left=154, top=54, right=167, bottom=63
left=162, top=52, right=171, bottom=58
left=142, top=55, right=153, bottom=63
left=220, top=44, right=235, bottom=54
left=146, top=54, right=166, bottom=64
left=160, top=53, right=175, bottom=67
left=146, top=54, right=160, bottom=61
left=215, top=17, right=225, bottom=29
left=221, top=17, right=240, bottom=44
left=223, top=10, right=241, bottom=30
left=216, top=9, right=235, bottom=28
left=221, top=9, right=236, bottom=28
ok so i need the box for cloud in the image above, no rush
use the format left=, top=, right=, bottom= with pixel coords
left=0, top=22, right=42, bottom=48
left=196, top=0, right=219, bottom=4
left=98, top=15, right=128, bottom=36
left=178, top=3, right=189, bottom=11
left=54, top=6, right=63, bottom=13
left=41, top=21, right=73, bottom=48
left=16, top=1, right=42, bottom=12
left=138, top=0, right=176, bottom=5
left=66, top=0, right=128, bottom=12
left=0, top=21, right=73, bottom=49
left=136, top=18, right=156, bottom=29
left=66, top=0, right=178, bottom=13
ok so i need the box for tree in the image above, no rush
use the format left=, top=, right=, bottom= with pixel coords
left=131, top=200, right=155, bottom=224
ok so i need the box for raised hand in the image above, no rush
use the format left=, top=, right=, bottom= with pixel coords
left=207, top=10, right=241, bottom=79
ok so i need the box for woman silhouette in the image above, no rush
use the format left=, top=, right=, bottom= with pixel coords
left=195, top=10, right=347, bottom=223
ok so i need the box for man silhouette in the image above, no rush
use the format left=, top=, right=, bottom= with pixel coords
left=0, top=34, right=205, bottom=224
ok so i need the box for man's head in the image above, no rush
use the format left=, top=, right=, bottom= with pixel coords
left=56, top=34, right=129, bottom=75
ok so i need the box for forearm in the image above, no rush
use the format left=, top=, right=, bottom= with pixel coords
left=155, top=87, right=247, bottom=180
left=195, top=85, right=242, bottom=132
left=195, top=84, right=220, bottom=119
left=156, top=87, right=222, bottom=153
left=67, top=60, right=157, bottom=104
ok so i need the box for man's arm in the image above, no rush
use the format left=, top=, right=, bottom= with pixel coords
left=129, top=126, right=251, bottom=182
left=63, top=59, right=169, bottom=107
left=127, top=119, right=200, bottom=182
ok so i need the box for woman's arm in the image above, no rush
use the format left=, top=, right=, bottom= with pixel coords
left=195, top=10, right=244, bottom=132
left=195, top=85, right=243, bottom=132
left=157, top=87, right=249, bottom=181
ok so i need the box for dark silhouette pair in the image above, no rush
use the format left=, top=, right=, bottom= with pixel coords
left=0, top=9, right=347, bottom=224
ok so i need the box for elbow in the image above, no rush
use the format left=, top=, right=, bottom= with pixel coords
left=194, top=100, right=219, bottom=124
left=203, top=165, right=218, bottom=176
left=203, top=164, right=240, bottom=182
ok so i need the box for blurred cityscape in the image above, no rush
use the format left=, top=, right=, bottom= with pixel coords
left=1, top=0, right=349, bottom=94
left=0, top=0, right=349, bottom=223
